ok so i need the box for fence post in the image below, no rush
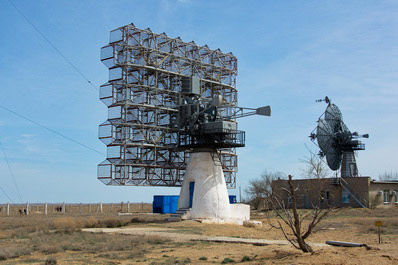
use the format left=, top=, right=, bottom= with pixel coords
left=79, top=203, right=82, bottom=214
left=62, top=202, right=65, bottom=214
left=141, top=202, right=144, bottom=212
left=121, top=201, right=123, bottom=213
left=127, top=201, right=130, bottom=213
left=89, top=204, right=91, bottom=213
left=6, top=203, right=10, bottom=216
left=44, top=202, right=48, bottom=215
left=99, top=202, right=103, bottom=214
left=26, top=202, right=29, bottom=215
left=110, top=203, right=113, bottom=213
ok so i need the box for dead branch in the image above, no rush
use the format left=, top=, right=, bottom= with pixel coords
left=269, top=175, right=333, bottom=253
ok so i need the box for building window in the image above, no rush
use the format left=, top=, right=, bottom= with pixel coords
left=321, top=191, right=330, bottom=203
left=342, top=190, right=350, bottom=204
left=383, top=190, right=389, bottom=203
left=287, top=195, right=292, bottom=206
left=394, top=191, right=398, bottom=203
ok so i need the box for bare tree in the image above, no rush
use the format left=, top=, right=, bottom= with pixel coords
left=300, top=149, right=332, bottom=179
left=369, top=193, right=382, bottom=209
left=270, top=175, right=333, bottom=253
left=245, top=170, right=285, bottom=210
left=378, top=171, right=398, bottom=181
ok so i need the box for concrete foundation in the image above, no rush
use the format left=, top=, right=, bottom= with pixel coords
left=178, top=151, right=250, bottom=225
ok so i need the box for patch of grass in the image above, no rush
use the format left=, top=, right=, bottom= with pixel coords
left=241, top=256, right=251, bottom=262
left=21, top=258, right=43, bottom=263
left=150, top=257, right=191, bottom=265
left=199, top=256, right=208, bottom=260
left=26, top=230, right=169, bottom=258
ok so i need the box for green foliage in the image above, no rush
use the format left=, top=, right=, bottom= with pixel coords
left=221, top=258, right=235, bottom=264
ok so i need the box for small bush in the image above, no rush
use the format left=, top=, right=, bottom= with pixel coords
left=51, top=217, right=79, bottom=231
left=146, top=235, right=168, bottom=245
left=0, top=247, right=32, bottom=260
left=221, top=258, right=235, bottom=264
left=0, top=249, right=11, bottom=261
left=199, top=256, right=208, bottom=260
left=45, top=257, right=57, bottom=265
left=102, top=218, right=124, bottom=228
left=39, top=245, right=63, bottom=254
left=241, top=256, right=251, bottom=262
left=131, top=217, right=142, bottom=223
left=83, top=217, right=99, bottom=228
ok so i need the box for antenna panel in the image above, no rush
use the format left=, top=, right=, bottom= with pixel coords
left=325, top=103, right=342, bottom=131
left=316, top=118, right=342, bottom=170
left=98, top=24, right=238, bottom=187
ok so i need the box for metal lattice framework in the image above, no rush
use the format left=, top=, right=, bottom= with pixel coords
left=98, top=24, right=238, bottom=187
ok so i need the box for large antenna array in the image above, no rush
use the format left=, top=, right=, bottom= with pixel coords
left=97, top=24, right=270, bottom=187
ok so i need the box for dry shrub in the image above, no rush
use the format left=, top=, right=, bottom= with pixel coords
left=146, top=235, right=169, bottom=245
left=0, top=231, right=8, bottom=239
left=100, top=218, right=126, bottom=228
left=0, top=247, right=32, bottom=260
left=39, top=244, right=63, bottom=254
left=0, top=249, right=12, bottom=261
left=45, top=257, right=57, bottom=265
left=79, top=217, right=130, bottom=228
left=83, top=217, right=99, bottom=228
left=51, top=217, right=81, bottom=231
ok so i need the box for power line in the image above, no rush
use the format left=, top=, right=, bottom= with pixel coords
left=0, top=141, right=23, bottom=203
left=0, top=186, right=13, bottom=203
left=0, top=104, right=106, bottom=157
left=7, top=0, right=98, bottom=92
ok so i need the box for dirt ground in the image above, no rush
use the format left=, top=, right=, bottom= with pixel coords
left=0, top=207, right=397, bottom=264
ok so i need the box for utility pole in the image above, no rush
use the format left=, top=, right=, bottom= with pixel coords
left=239, top=186, right=242, bottom=203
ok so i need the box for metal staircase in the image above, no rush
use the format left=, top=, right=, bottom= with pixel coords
left=331, top=177, right=367, bottom=208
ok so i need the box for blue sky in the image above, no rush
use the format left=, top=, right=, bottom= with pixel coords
left=0, top=0, right=397, bottom=203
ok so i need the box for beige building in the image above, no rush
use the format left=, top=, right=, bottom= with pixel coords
left=272, top=177, right=398, bottom=209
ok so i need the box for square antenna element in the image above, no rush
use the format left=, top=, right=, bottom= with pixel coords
left=182, top=76, right=201, bottom=95
left=256, top=106, right=272, bottom=116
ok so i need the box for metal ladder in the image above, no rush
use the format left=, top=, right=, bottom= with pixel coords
left=339, top=178, right=367, bottom=208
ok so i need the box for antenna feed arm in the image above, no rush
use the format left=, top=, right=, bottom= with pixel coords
left=226, top=105, right=272, bottom=119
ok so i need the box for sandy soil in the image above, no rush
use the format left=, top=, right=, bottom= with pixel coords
left=2, top=208, right=398, bottom=264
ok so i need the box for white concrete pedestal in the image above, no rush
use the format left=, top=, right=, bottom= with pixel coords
left=178, top=151, right=250, bottom=225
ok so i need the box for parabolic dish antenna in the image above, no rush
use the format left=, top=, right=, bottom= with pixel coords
left=310, top=97, right=369, bottom=177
